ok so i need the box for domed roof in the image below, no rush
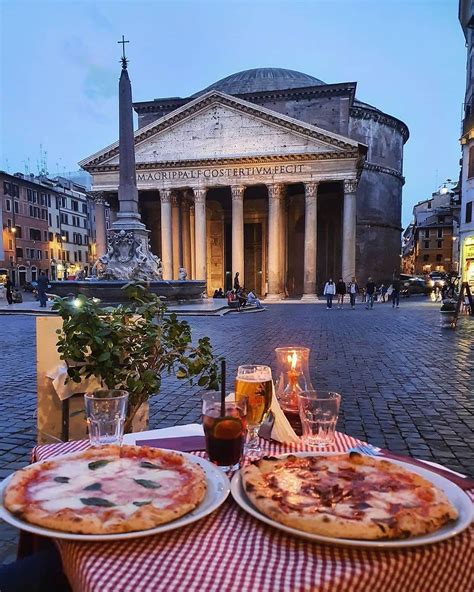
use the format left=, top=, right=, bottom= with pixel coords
left=193, top=67, right=325, bottom=97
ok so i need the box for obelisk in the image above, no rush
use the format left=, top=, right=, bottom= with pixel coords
left=113, top=35, right=145, bottom=232
left=95, top=37, right=163, bottom=280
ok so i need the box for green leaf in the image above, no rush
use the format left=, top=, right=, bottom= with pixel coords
left=54, top=476, right=70, bottom=484
left=88, top=460, right=111, bottom=471
left=98, top=351, right=110, bottom=362
left=139, top=461, right=161, bottom=470
left=133, top=479, right=162, bottom=489
left=80, top=497, right=116, bottom=507
left=133, top=500, right=152, bottom=506
left=83, top=482, right=102, bottom=491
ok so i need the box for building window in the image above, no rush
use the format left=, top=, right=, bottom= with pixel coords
left=82, top=203, right=88, bottom=214
left=436, top=254, right=442, bottom=262
left=8, top=240, right=13, bottom=250
left=3, top=181, right=11, bottom=195
left=16, top=247, right=23, bottom=258
left=27, top=189, right=33, bottom=202
left=423, top=254, right=429, bottom=262
left=437, top=228, right=443, bottom=238
left=29, top=228, right=42, bottom=241
left=424, top=240, right=429, bottom=249
left=44, top=251, right=48, bottom=259
left=5, top=199, right=11, bottom=211
left=469, top=147, right=474, bottom=178
left=78, top=250, right=82, bottom=262
left=71, top=200, right=79, bottom=212
left=424, top=229, right=430, bottom=238
left=37, top=250, right=42, bottom=260
left=15, top=226, right=22, bottom=238
left=12, top=184, right=19, bottom=197
left=467, top=201, right=473, bottom=223
left=14, top=201, right=19, bottom=214
left=437, top=240, right=443, bottom=248
left=427, top=201, right=432, bottom=209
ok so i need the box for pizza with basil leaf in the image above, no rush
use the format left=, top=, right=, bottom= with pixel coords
left=4, top=445, right=206, bottom=534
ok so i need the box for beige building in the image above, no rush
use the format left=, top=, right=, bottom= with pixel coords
left=80, top=68, right=408, bottom=297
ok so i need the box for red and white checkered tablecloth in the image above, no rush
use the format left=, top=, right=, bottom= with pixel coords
left=32, top=434, right=474, bottom=592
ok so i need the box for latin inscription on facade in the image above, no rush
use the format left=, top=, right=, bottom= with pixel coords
left=137, top=164, right=304, bottom=183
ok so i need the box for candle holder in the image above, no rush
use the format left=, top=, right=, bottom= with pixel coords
left=274, top=347, right=313, bottom=435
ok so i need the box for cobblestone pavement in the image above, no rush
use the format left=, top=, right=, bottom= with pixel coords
left=0, top=300, right=473, bottom=564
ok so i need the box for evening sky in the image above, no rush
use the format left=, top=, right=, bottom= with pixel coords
left=0, top=0, right=465, bottom=227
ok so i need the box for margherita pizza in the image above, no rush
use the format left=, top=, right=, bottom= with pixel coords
left=4, top=445, right=206, bottom=534
left=241, top=452, right=458, bottom=540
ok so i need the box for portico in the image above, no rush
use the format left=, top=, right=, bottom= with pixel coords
left=80, top=91, right=366, bottom=298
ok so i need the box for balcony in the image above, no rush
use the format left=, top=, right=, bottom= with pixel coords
left=462, top=112, right=474, bottom=138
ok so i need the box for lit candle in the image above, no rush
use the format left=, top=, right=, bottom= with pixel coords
left=286, top=351, right=300, bottom=408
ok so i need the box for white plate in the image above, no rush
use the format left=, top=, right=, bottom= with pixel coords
left=230, top=452, right=474, bottom=549
left=0, top=451, right=230, bottom=542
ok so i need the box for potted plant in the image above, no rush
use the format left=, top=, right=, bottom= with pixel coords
left=439, top=299, right=457, bottom=328
left=52, top=283, right=219, bottom=432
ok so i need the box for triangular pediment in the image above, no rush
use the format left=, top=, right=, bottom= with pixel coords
left=80, top=91, right=362, bottom=170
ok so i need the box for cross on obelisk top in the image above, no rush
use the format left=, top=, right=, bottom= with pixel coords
left=118, top=35, right=129, bottom=69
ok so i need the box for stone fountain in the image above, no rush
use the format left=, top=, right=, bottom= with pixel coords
left=49, top=40, right=205, bottom=303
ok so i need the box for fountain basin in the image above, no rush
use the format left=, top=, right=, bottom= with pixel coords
left=48, top=280, right=206, bottom=303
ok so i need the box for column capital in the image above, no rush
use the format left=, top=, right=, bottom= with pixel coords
left=230, top=185, right=246, bottom=201
left=160, top=189, right=172, bottom=203
left=193, top=188, right=207, bottom=204
left=304, top=182, right=319, bottom=200
left=89, top=191, right=106, bottom=205
left=267, top=183, right=285, bottom=201
left=343, top=179, right=358, bottom=194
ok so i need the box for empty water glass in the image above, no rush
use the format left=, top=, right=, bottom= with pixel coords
left=84, top=390, right=129, bottom=446
left=297, top=391, right=341, bottom=447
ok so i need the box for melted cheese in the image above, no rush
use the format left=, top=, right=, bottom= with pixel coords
left=28, top=456, right=190, bottom=517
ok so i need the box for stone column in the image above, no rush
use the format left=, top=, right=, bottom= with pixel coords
left=194, top=188, right=207, bottom=281
left=302, top=182, right=319, bottom=299
left=231, top=185, right=245, bottom=285
left=181, top=193, right=192, bottom=278
left=189, top=203, right=196, bottom=279
left=171, top=192, right=181, bottom=279
left=342, top=179, right=358, bottom=282
left=160, top=189, right=173, bottom=280
left=90, top=192, right=107, bottom=258
left=267, top=183, right=285, bottom=298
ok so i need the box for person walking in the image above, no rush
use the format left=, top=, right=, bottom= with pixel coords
left=37, top=271, right=49, bottom=308
left=5, top=278, right=13, bottom=305
left=335, top=278, right=346, bottom=309
left=365, top=277, right=376, bottom=309
left=233, top=272, right=241, bottom=291
left=323, top=278, right=336, bottom=309
left=392, top=275, right=401, bottom=309
left=347, top=277, right=359, bottom=309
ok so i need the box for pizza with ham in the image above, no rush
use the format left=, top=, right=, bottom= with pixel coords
left=4, top=445, right=206, bottom=534
left=241, top=452, right=458, bottom=540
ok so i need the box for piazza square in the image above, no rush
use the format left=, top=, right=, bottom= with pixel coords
left=0, top=1, right=473, bottom=592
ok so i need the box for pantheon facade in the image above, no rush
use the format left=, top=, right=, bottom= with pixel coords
left=81, top=68, right=409, bottom=297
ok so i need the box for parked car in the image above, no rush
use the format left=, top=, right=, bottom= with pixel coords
left=428, top=272, right=446, bottom=289
left=400, top=275, right=429, bottom=297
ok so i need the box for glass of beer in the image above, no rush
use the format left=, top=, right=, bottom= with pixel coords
left=235, top=365, right=272, bottom=453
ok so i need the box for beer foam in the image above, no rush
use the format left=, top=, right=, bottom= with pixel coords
left=238, top=370, right=272, bottom=382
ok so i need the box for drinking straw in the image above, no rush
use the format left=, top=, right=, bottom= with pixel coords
left=220, top=359, right=226, bottom=417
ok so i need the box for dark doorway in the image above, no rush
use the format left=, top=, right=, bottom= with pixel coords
left=286, top=193, right=305, bottom=297
left=244, top=223, right=263, bottom=294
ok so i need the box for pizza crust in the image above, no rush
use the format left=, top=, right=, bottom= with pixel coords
left=4, top=445, right=207, bottom=534
left=242, top=453, right=458, bottom=540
